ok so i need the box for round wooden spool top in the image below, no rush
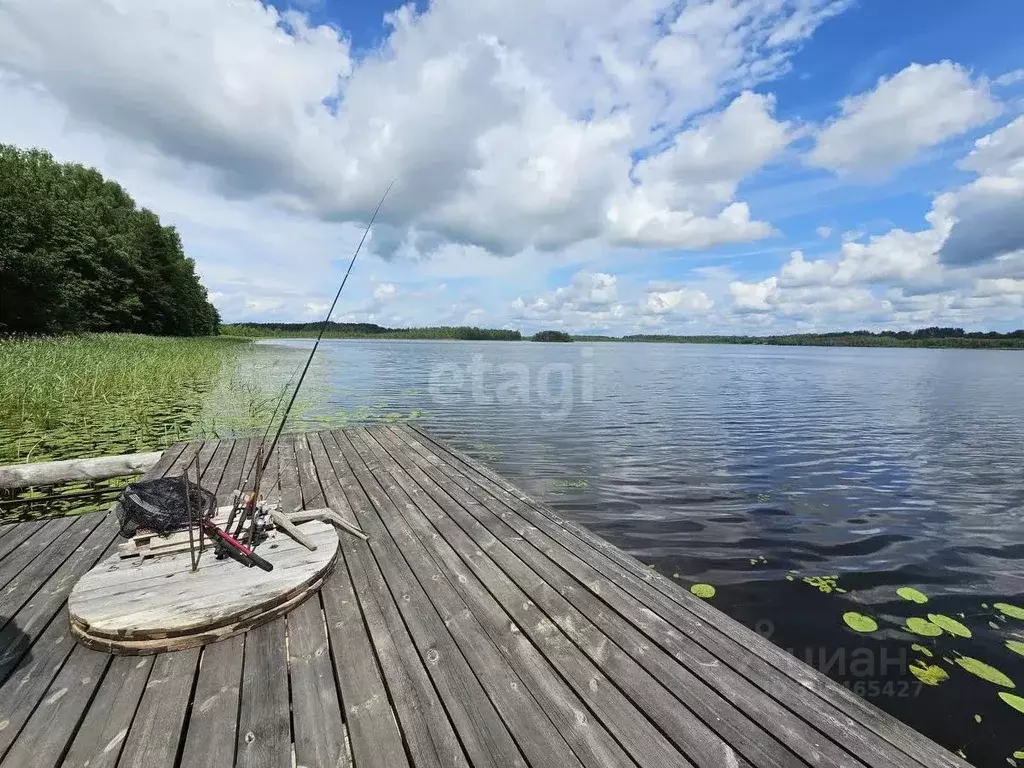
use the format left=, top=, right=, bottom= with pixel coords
left=68, top=521, right=339, bottom=654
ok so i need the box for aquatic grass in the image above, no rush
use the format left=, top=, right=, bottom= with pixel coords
left=0, top=334, right=253, bottom=463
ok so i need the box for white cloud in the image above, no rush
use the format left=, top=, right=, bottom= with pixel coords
left=643, top=286, right=714, bottom=315
left=972, top=277, right=1024, bottom=297
left=373, top=282, right=398, bottom=301
left=729, top=276, right=778, bottom=312
left=512, top=271, right=622, bottom=326
left=724, top=115, right=1024, bottom=331
left=0, top=0, right=844, bottom=260
left=810, top=61, right=1001, bottom=174
left=2, top=0, right=1019, bottom=333
left=779, top=250, right=835, bottom=287
left=994, top=69, right=1024, bottom=88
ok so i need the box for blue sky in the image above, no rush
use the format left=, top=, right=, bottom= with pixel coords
left=1, top=0, right=1022, bottom=333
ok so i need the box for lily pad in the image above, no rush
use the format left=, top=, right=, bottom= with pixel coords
left=928, top=613, right=973, bottom=638
left=906, top=617, right=942, bottom=637
left=999, top=692, right=1024, bottom=713
left=911, top=644, right=933, bottom=658
left=910, top=663, right=949, bottom=686
left=996, top=603, right=1024, bottom=620
left=690, top=584, right=716, bottom=599
left=1007, top=640, right=1024, bottom=657
left=843, top=612, right=878, bottom=633
left=897, top=587, right=929, bottom=604
left=955, top=656, right=1015, bottom=688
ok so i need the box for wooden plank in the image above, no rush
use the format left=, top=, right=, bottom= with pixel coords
left=216, top=438, right=251, bottom=506
left=0, top=451, right=163, bottom=491
left=320, top=549, right=410, bottom=768
left=368, top=427, right=762, bottom=768
left=235, top=618, right=291, bottom=768
left=0, top=514, right=120, bottom=686
left=60, top=655, right=156, bottom=768
left=400, top=426, right=967, bottom=768
left=277, top=435, right=302, bottom=514
left=0, top=444, right=191, bottom=759
left=112, top=441, right=233, bottom=767
left=0, top=517, right=75, bottom=590
left=116, top=648, right=201, bottom=768
left=389, top=429, right=864, bottom=768
left=178, top=635, right=245, bottom=768
left=198, top=440, right=233, bottom=496
left=0, top=514, right=105, bottom=627
left=0, top=519, right=47, bottom=564
left=323, top=552, right=411, bottom=768
left=288, top=596, right=348, bottom=768
left=308, top=435, right=457, bottom=768
left=261, top=436, right=281, bottom=506
left=0, top=644, right=111, bottom=768
left=294, top=432, right=327, bottom=509
left=339, top=430, right=615, bottom=767
left=319, top=432, right=529, bottom=768
left=348, top=429, right=645, bottom=768
left=237, top=438, right=263, bottom=499
left=0, top=611, right=78, bottom=759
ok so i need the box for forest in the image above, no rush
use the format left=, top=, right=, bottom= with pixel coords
left=0, top=145, right=220, bottom=336
left=532, top=330, right=573, bottom=342
left=610, top=327, right=1024, bottom=348
left=223, top=321, right=522, bottom=341
left=229, top=322, right=1024, bottom=348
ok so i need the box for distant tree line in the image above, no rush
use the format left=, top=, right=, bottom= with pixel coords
left=617, top=327, right=1024, bottom=349
left=0, top=145, right=220, bottom=336
left=532, top=330, right=572, bottom=342
left=223, top=321, right=522, bottom=341
left=223, top=322, right=1024, bottom=348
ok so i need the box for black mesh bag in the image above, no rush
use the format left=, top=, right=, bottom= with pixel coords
left=114, top=476, right=215, bottom=538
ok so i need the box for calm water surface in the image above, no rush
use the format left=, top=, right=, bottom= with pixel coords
left=276, top=339, right=1024, bottom=766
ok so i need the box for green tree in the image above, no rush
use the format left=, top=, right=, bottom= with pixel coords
left=0, top=145, right=219, bottom=336
left=532, top=330, right=572, bottom=342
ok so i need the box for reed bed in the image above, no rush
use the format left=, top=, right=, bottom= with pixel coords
left=0, top=334, right=252, bottom=464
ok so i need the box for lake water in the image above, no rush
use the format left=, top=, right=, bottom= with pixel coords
left=272, top=338, right=1024, bottom=766
left=6, top=337, right=1022, bottom=764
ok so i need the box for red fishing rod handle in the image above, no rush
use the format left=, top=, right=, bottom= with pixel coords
left=202, top=520, right=274, bottom=572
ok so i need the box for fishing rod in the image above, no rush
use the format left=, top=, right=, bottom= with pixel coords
left=256, top=181, right=395, bottom=486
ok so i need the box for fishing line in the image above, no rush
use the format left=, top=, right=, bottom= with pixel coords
left=254, top=181, right=395, bottom=487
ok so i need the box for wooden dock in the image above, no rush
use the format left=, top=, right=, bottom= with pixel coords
left=0, top=426, right=967, bottom=768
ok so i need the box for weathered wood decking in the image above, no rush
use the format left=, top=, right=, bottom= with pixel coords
left=0, top=426, right=967, bottom=768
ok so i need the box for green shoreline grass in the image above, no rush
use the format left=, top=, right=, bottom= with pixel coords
left=0, top=334, right=252, bottom=464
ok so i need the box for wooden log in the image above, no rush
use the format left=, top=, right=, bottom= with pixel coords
left=0, top=451, right=163, bottom=490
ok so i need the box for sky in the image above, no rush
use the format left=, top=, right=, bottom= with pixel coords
left=1, top=0, right=1022, bottom=335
